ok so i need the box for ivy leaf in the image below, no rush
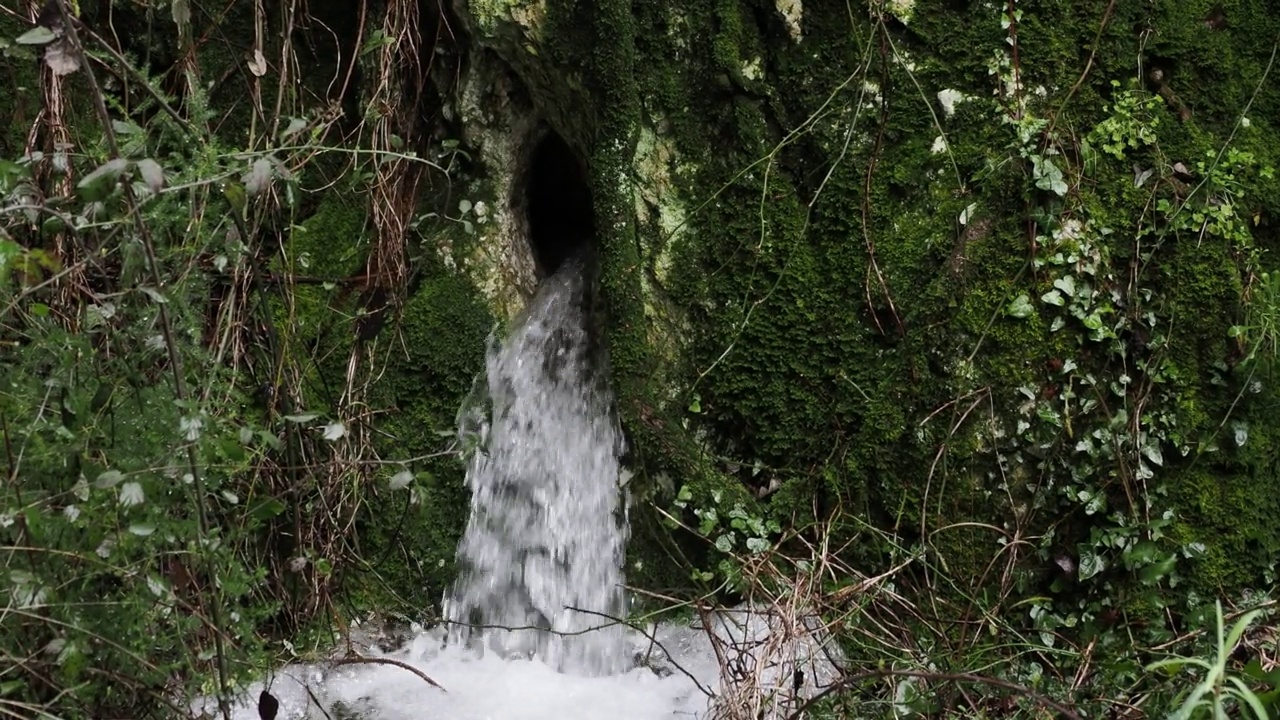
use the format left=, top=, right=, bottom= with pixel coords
left=1041, top=289, right=1065, bottom=307
left=1139, top=555, right=1177, bottom=586
left=1078, top=551, right=1106, bottom=581
left=1142, top=442, right=1164, bottom=467
left=1053, top=275, right=1076, bottom=297
left=1007, top=294, right=1034, bottom=318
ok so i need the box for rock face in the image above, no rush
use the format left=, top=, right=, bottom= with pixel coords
left=442, top=0, right=1280, bottom=622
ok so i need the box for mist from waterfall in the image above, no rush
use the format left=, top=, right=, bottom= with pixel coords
left=441, top=255, right=630, bottom=676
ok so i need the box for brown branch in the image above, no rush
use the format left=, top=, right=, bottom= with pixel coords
left=333, top=655, right=447, bottom=693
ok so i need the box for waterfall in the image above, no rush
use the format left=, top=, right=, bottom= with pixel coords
left=441, top=255, right=631, bottom=677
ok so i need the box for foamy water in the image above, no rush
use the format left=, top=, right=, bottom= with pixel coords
left=218, top=622, right=722, bottom=720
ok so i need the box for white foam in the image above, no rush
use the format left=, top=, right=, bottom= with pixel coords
left=214, top=624, right=718, bottom=720
left=206, top=606, right=843, bottom=720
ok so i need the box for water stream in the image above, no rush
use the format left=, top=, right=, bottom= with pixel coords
left=442, top=254, right=629, bottom=676
left=207, top=259, right=838, bottom=719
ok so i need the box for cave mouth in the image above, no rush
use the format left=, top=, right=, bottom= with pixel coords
left=524, top=129, right=595, bottom=278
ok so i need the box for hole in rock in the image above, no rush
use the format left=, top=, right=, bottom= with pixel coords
left=525, top=129, right=595, bottom=278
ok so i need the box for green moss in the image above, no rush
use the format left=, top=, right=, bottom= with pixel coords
left=267, top=191, right=492, bottom=616
left=1169, top=463, right=1280, bottom=593
left=614, top=0, right=1280, bottom=616
left=356, top=267, right=493, bottom=615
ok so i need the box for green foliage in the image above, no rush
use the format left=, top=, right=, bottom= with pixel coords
left=0, top=7, right=486, bottom=715
left=618, top=0, right=1280, bottom=714
left=1148, top=602, right=1280, bottom=720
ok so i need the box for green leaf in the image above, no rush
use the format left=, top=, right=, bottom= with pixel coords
left=1007, top=294, right=1034, bottom=318
left=281, top=116, right=308, bottom=139
left=93, top=470, right=124, bottom=488
left=1053, top=275, right=1076, bottom=297
left=258, top=430, right=283, bottom=451
left=15, top=27, right=57, bottom=46
left=0, top=680, right=25, bottom=696
left=135, top=158, right=165, bottom=193
left=1041, top=289, right=1065, bottom=306
left=1078, top=551, right=1106, bottom=580
left=40, top=215, right=66, bottom=236
left=1138, top=555, right=1177, bottom=585
left=249, top=497, right=287, bottom=522
left=389, top=470, right=414, bottom=490
left=284, top=413, right=318, bottom=423
left=77, top=158, right=129, bottom=201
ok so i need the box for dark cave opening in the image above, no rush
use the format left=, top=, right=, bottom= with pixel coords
left=524, top=129, right=595, bottom=278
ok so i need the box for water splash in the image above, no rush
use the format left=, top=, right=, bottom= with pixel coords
left=442, top=256, right=630, bottom=676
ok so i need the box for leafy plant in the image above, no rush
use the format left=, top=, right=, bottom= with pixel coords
left=1148, top=602, right=1277, bottom=720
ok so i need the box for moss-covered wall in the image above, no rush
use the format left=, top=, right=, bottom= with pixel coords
left=604, top=0, right=1280, bottom=621
left=451, top=0, right=1280, bottom=627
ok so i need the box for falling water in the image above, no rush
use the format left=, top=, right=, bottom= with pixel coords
left=441, top=255, right=631, bottom=676
left=204, top=255, right=842, bottom=719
